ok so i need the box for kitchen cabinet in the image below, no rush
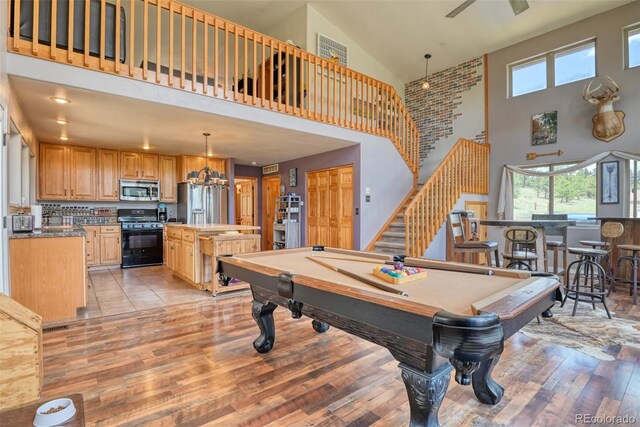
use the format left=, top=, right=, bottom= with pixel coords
left=84, top=226, right=100, bottom=266
left=39, top=144, right=96, bottom=201
left=68, top=147, right=97, bottom=200
left=120, top=152, right=159, bottom=180
left=177, top=155, right=226, bottom=181
left=181, top=242, right=196, bottom=282
left=97, top=149, right=119, bottom=200
left=100, top=233, right=121, bottom=265
left=159, top=155, right=178, bottom=202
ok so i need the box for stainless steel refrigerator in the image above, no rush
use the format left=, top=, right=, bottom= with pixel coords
left=177, top=182, right=228, bottom=224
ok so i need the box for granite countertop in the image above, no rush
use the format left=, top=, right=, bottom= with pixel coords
left=9, top=227, right=87, bottom=239
left=165, top=223, right=261, bottom=232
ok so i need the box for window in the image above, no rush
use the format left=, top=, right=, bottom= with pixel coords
left=509, top=39, right=596, bottom=97
left=554, top=42, right=595, bottom=86
left=512, top=162, right=597, bottom=222
left=625, top=24, right=640, bottom=69
left=8, top=133, right=35, bottom=207
left=631, top=160, right=639, bottom=218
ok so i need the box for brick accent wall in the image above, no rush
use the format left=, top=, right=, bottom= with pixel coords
left=405, top=57, right=485, bottom=167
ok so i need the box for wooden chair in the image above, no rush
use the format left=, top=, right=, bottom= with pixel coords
left=531, top=214, right=568, bottom=281
left=447, top=212, right=500, bottom=267
left=502, top=226, right=539, bottom=271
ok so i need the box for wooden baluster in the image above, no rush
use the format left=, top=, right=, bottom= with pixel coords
left=269, top=41, right=274, bottom=109
left=284, top=45, right=290, bottom=113
left=260, top=35, right=265, bottom=106
left=338, top=67, right=343, bottom=126
left=67, top=0, right=74, bottom=62
left=33, top=0, right=39, bottom=54
left=312, top=56, right=317, bottom=119
left=203, top=16, right=208, bottom=94
left=168, top=1, right=174, bottom=86
left=252, top=34, right=257, bottom=105
left=143, top=0, right=148, bottom=79
left=332, top=63, right=337, bottom=124
left=305, top=53, right=311, bottom=118
left=12, top=0, right=20, bottom=51
left=114, top=0, right=120, bottom=72
left=155, top=0, right=160, bottom=82
left=319, top=59, right=324, bottom=119
left=223, top=23, right=228, bottom=98
left=347, top=71, right=353, bottom=129
left=128, top=0, right=134, bottom=76
left=50, top=0, right=57, bottom=59
left=276, top=43, right=282, bottom=111
left=180, top=5, right=185, bottom=89
left=213, top=18, right=218, bottom=96
left=233, top=27, right=239, bottom=100
left=293, top=49, right=298, bottom=114
left=191, top=9, right=197, bottom=91
left=243, top=30, right=248, bottom=103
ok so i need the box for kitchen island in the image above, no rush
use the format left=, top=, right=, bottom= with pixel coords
left=9, top=227, right=87, bottom=323
left=164, top=224, right=261, bottom=291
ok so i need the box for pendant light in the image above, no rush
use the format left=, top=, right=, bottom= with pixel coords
left=422, top=54, right=432, bottom=90
left=187, top=132, right=228, bottom=185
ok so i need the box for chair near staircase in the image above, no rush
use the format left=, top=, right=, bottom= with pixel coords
left=447, top=212, right=501, bottom=267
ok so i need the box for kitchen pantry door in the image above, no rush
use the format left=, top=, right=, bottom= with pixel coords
left=262, top=175, right=280, bottom=250
left=235, top=177, right=257, bottom=226
left=307, top=165, right=353, bottom=249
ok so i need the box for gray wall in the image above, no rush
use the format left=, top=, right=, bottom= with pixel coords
left=486, top=2, right=640, bottom=248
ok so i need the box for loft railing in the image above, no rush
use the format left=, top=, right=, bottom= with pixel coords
left=7, top=0, right=419, bottom=175
left=404, top=138, right=489, bottom=257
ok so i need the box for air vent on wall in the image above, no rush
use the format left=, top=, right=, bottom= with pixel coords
left=317, top=33, right=348, bottom=67
left=262, top=164, right=279, bottom=175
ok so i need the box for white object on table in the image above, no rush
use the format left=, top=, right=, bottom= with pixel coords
left=33, top=398, right=76, bottom=427
left=31, top=205, right=42, bottom=229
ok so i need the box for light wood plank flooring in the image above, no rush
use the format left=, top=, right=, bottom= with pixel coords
left=41, top=269, right=640, bottom=426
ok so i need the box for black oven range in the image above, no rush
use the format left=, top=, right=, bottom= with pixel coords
left=118, top=209, right=164, bottom=268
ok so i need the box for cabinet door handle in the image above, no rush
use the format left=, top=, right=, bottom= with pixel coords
left=142, top=170, right=144, bottom=176
left=64, top=189, right=67, bottom=196
left=114, top=190, right=117, bottom=196
left=71, top=189, right=74, bottom=196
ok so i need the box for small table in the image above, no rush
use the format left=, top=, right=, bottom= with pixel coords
left=0, top=394, right=85, bottom=426
left=480, top=219, right=576, bottom=276
left=218, top=247, right=560, bottom=427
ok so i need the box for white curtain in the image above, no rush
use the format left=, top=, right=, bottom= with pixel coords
left=497, top=151, right=640, bottom=219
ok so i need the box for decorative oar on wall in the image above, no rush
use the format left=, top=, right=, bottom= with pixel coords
left=526, top=149, right=563, bottom=161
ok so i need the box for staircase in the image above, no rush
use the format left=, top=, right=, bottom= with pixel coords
left=372, top=138, right=490, bottom=257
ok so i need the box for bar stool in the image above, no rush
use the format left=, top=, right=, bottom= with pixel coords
left=611, top=244, right=640, bottom=305
left=532, top=214, right=569, bottom=282
left=502, top=226, right=539, bottom=271
left=563, top=246, right=612, bottom=318
left=447, top=212, right=501, bottom=267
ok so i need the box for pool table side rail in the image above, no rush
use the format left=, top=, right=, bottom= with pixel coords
left=403, top=257, right=531, bottom=279
left=219, top=256, right=443, bottom=318
left=474, top=276, right=559, bottom=320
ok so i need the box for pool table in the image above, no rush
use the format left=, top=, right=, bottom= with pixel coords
left=217, top=247, right=560, bottom=427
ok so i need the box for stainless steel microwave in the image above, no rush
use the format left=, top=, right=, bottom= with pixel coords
left=119, top=180, right=160, bottom=201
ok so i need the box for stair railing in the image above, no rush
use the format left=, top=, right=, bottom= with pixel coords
left=7, top=0, right=419, bottom=175
left=404, top=138, right=490, bottom=257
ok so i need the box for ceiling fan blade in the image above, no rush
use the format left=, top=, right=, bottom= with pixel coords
left=509, top=0, right=530, bottom=16
left=446, top=0, right=477, bottom=18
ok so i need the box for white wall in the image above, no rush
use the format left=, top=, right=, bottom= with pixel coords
left=263, top=5, right=308, bottom=50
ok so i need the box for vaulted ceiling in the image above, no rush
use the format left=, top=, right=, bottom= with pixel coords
left=184, top=0, right=635, bottom=82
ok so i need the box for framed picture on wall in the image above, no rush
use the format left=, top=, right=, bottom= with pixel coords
left=289, top=168, right=298, bottom=187
left=600, top=160, right=619, bottom=204
left=531, top=111, right=558, bottom=145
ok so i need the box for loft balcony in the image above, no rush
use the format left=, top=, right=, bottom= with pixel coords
left=7, top=0, right=419, bottom=176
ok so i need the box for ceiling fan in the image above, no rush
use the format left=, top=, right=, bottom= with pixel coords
left=446, top=0, right=529, bottom=18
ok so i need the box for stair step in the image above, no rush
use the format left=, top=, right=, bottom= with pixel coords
left=381, top=231, right=406, bottom=244
left=374, top=241, right=406, bottom=250
left=389, top=222, right=405, bottom=230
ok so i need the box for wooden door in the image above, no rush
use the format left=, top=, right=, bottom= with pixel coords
left=465, top=200, right=489, bottom=264
left=307, top=165, right=353, bottom=249
left=120, top=152, right=140, bottom=179
left=262, top=175, right=280, bottom=250
left=159, top=155, right=177, bottom=202
left=237, top=180, right=255, bottom=225
left=181, top=242, right=195, bottom=281
left=84, top=226, right=100, bottom=266
left=140, top=153, right=159, bottom=180
left=98, top=149, right=119, bottom=200
left=69, top=147, right=96, bottom=200
left=99, top=233, right=122, bottom=265
left=38, top=143, right=68, bottom=200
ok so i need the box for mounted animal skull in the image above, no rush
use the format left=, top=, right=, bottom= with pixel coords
left=582, top=76, right=625, bottom=142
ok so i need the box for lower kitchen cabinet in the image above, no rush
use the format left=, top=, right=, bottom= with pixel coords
left=84, top=225, right=121, bottom=267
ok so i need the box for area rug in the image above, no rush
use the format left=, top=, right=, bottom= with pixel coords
left=521, top=302, right=640, bottom=361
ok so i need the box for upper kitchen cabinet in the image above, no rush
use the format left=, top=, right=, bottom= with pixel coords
left=177, top=155, right=226, bottom=181
left=39, top=143, right=96, bottom=200
left=97, top=149, right=119, bottom=201
left=120, top=152, right=159, bottom=180
left=159, top=155, right=178, bottom=202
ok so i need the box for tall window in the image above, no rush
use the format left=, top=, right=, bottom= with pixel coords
left=512, top=163, right=597, bottom=222
left=509, top=39, right=596, bottom=97
left=631, top=160, right=639, bottom=218
left=625, top=24, right=640, bottom=69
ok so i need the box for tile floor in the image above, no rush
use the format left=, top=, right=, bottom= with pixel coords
left=77, top=265, right=226, bottom=322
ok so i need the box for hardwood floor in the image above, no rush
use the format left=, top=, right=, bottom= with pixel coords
left=41, top=287, right=640, bottom=426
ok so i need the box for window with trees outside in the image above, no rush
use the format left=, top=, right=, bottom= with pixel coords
left=512, top=162, right=597, bottom=222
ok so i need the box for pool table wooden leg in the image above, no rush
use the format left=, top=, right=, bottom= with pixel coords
left=399, top=363, right=452, bottom=427
left=251, top=300, right=277, bottom=354
left=471, top=356, right=504, bottom=405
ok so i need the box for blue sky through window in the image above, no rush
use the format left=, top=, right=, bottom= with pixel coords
left=554, top=43, right=595, bottom=86
left=512, top=58, right=546, bottom=96
left=629, top=28, right=640, bottom=68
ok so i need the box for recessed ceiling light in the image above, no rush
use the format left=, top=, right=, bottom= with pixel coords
left=251, top=161, right=257, bottom=165
left=56, top=118, right=68, bottom=125
left=60, top=136, right=70, bottom=141
left=50, top=97, right=71, bottom=104
left=142, top=146, right=150, bottom=150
